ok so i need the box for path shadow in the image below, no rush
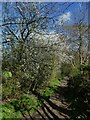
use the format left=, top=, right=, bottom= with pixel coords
left=11, top=79, right=90, bottom=119
left=53, top=79, right=90, bottom=119
left=31, top=78, right=90, bottom=119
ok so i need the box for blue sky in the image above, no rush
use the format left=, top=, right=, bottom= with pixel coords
left=41, top=2, right=88, bottom=32
left=1, top=2, right=88, bottom=22
left=0, top=2, right=88, bottom=32
left=0, top=1, right=88, bottom=49
left=55, top=2, right=88, bottom=25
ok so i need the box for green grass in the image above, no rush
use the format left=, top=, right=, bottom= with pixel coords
left=2, top=94, right=41, bottom=119
left=50, top=79, right=60, bottom=87
left=41, top=79, right=60, bottom=97
left=2, top=103, right=21, bottom=118
left=1, top=79, right=61, bottom=119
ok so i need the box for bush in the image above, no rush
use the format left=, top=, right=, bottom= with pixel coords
left=67, top=65, right=90, bottom=119
left=2, top=103, right=21, bottom=119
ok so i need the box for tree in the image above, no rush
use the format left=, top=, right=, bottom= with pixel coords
left=59, top=3, right=88, bottom=67
left=2, top=2, right=71, bottom=99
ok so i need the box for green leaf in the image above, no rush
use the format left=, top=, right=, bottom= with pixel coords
left=3, top=71, right=12, bottom=79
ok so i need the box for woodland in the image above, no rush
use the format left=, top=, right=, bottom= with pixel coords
left=1, top=2, right=90, bottom=119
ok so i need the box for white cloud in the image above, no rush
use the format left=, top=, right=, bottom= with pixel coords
left=79, top=3, right=81, bottom=8
left=58, top=12, right=71, bottom=25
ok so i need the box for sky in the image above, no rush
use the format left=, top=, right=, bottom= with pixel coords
left=44, top=2, right=88, bottom=32
left=1, top=2, right=88, bottom=24
left=0, top=2, right=88, bottom=33
left=0, top=0, right=89, bottom=2
left=55, top=2, right=88, bottom=25
left=0, top=2, right=89, bottom=52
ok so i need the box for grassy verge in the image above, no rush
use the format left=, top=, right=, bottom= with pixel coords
left=1, top=79, right=61, bottom=119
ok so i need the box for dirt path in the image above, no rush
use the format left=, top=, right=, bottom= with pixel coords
left=32, top=79, right=70, bottom=120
